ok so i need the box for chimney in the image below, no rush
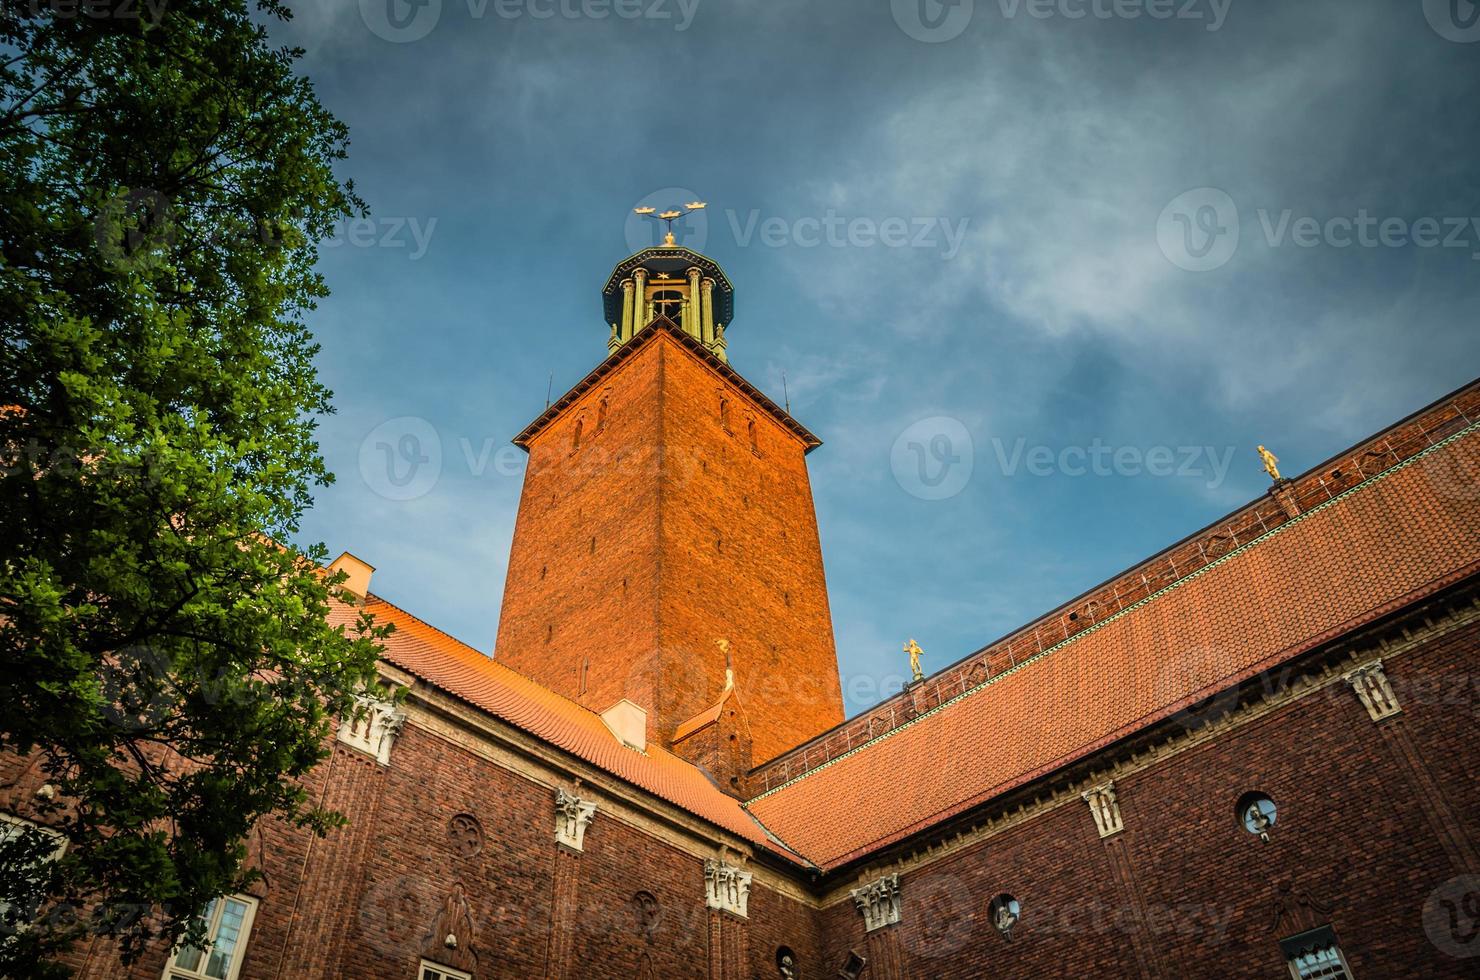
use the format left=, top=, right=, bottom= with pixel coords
left=328, top=551, right=375, bottom=598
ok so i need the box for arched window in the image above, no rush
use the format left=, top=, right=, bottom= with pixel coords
left=719, top=397, right=730, bottom=430
left=572, top=418, right=584, bottom=451
left=652, top=289, right=684, bottom=325
left=597, top=397, right=609, bottom=430
left=747, top=418, right=758, bottom=452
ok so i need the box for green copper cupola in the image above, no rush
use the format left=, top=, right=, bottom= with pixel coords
left=602, top=245, right=735, bottom=362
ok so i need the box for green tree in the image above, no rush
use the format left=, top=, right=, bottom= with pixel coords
left=0, top=1, right=389, bottom=972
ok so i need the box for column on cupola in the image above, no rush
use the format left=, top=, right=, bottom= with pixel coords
left=632, top=268, right=649, bottom=332
left=701, top=277, right=715, bottom=345
left=684, top=267, right=702, bottom=340
left=620, top=278, right=636, bottom=343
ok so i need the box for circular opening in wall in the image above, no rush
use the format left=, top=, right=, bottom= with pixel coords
left=1236, top=791, right=1276, bottom=838
left=988, top=893, right=1020, bottom=940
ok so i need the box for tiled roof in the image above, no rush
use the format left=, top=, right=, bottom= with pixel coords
left=750, top=381, right=1480, bottom=791
left=744, top=422, right=1480, bottom=870
left=327, top=597, right=803, bottom=863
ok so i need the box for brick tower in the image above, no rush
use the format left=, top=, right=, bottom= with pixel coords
left=493, top=241, right=845, bottom=775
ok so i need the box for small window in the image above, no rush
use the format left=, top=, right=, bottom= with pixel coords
left=0, top=814, right=66, bottom=933
left=597, top=397, right=609, bottom=430
left=163, top=895, right=259, bottom=980
left=572, top=418, right=584, bottom=451
left=1237, top=791, right=1277, bottom=841
left=1280, top=926, right=1353, bottom=980
left=989, top=893, right=1020, bottom=940
left=419, top=962, right=472, bottom=980
left=719, top=397, right=730, bottom=430
left=776, top=945, right=799, bottom=978
left=747, top=418, right=758, bottom=452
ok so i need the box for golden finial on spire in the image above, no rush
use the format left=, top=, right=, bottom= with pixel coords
left=635, top=201, right=706, bottom=247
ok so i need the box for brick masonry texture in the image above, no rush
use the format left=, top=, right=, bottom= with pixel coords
left=4, top=350, right=1477, bottom=977
left=494, top=326, right=845, bottom=765
left=32, top=602, right=1476, bottom=978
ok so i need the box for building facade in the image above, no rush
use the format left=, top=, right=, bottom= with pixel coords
left=6, top=244, right=1479, bottom=979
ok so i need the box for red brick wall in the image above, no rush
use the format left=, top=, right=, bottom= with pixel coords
left=494, top=332, right=844, bottom=764
left=21, top=603, right=1477, bottom=979
left=814, top=613, right=1480, bottom=980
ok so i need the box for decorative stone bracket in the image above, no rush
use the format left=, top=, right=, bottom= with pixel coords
left=850, top=873, right=901, bottom=932
left=704, top=859, right=752, bottom=918
left=554, top=788, right=597, bottom=852
left=1343, top=659, right=1402, bottom=722
left=336, top=693, right=406, bottom=766
left=1082, top=780, right=1124, bottom=838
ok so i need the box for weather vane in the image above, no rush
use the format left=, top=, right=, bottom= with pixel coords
left=634, top=200, right=706, bottom=247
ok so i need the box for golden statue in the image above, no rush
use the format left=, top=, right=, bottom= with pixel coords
left=716, top=638, right=734, bottom=691
left=1257, top=445, right=1281, bottom=482
left=904, top=638, right=924, bottom=682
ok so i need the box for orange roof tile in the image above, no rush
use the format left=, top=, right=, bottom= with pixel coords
left=328, top=597, right=805, bottom=864
left=745, top=423, right=1480, bottom=869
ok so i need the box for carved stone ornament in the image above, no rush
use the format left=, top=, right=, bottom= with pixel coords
left=850, top=873, right=902, bottom=932
left=704, top=859, right=753, bottom=918
left=1342, top=659, right=1402, bottom=722
left=336, top=693, right=405, bottom=765
left=421, top=881, right=477, bottom=973
left=1082, top=780, right=1124, bottom=838
left=447, top=813, right=483, bottom=857
left=632, top=890, right=662, bottom=942
left=554, top=788, right=597, bottom=851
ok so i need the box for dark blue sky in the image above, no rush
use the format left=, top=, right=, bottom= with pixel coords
left=282, top=0, right=1480, bottom=714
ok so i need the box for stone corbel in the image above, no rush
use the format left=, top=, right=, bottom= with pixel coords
left=336, top=693, right=406, bottom=766
left=850, top=873, right=901, bottom=932
left=1082, top=780, right=1124, bottom=838
left=554, top=788, right=597, bottom=852
left=703, top=859, right=752, bottom=918
left=1342, top=659, right=1402, bottom=722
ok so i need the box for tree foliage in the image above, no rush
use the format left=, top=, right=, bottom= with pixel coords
left=0, top=1, right=388, bottom=972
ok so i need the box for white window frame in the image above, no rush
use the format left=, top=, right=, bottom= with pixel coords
left=1281, top=925, right=1354, bottom=980
left=161, top=894, right=259, bottom=980
left=418, top=960, right=473, bottom=980
left=0, top=812, right=67, bottom=934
